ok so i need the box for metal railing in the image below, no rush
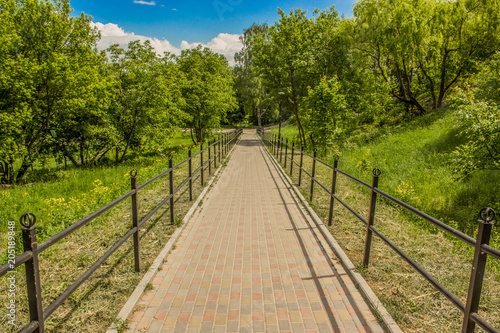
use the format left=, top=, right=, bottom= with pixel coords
left=258, top=128, right=499, bottom=333
left=0, top=128, right=243, bottom=333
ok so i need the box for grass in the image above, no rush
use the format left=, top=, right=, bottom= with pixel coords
left=267, top=110, right=500, bottom=332
left=0, top=130, right=239, bottom=332
left=271, top=109, right=500, bottom=244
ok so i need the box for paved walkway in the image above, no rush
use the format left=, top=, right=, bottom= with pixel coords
left=126, top=130, right=385, bottom=333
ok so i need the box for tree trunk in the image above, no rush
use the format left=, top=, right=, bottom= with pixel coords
left=190, top=128, right=198, bottom=145
left=16, top=158, right=31, bottom=182
left=79, top=139, right=85, bottom=165
left=66, top=153, right=80, bottom=168
left=119, top=139, right=131, bottom=164
left=0, top=162, right=7, bottom=184
left=437, top=50, right=452, bottom=109
left=257, top=108, right=262, bottom=127
left=289, top=69, right=307, bottom=147
left=8, top=161, right=14, bottom=184
left=419, top=61, right=437, bottom=109
left=115, top=147, right=120, bottom=164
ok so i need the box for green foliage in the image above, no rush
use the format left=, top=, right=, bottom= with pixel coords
left=251, top=7, right=344, bottom=146
left=276, top=109, right=500, bottom=238
left=474, top=52, right=500, bottom=104
left=1, top=0, right=240, bottom=183
left=451, top=88, right=500, bottom=177
left=353, top=0, right=500, bottom=114
left=106, top=41, right=186, bottom=164
left=234, top=23, right=277, bottom=127
left=0, top=0, right=106, bottom=182
left=302, top=76, right=347, bottom=148
left=178, top=46, right=237, bottom=144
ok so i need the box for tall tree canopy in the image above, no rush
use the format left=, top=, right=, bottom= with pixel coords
left=249, top=7, right=348, bottom=146
left=178, top=46, right=237, bottom=144
left=234, top=23, right=276, bottom=127
left=353, top=0, right=500, bottom=114
left=0, top=0, right=107, bottom=182
left=106, top=41, right=185, bottom=164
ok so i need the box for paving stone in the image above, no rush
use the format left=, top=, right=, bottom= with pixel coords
left=124, top=131, right=385, bottom=332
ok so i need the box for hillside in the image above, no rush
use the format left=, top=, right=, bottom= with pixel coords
left=274, top=108, right=500, bottom=243
left=270, top=108, right=500, bottom=331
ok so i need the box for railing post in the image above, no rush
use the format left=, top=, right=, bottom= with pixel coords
left=309, top=148, right=317, bottom=202
left=290, top=141, right=295, bottom=176
left=188, top=148, right=193, bottom=201
left=363, top=168, right=381, bottom=267
left=278, top=132, right=281, bottom=157
left=276, top=135, right=279, bottom=158
left=280, top=138, right=284, bottom=163
left=208, top=140, right=212, bottom=175
left=169, top=155, right=175, bottom=224
left=20, top=213, right=44, bottom=332
left=275, top=135, right=278, bottom=157
left=298, top=144, right=304, bottom=186
left=272, top=134, right=275, bottom=155
left=214, top=139, right=217, bottom=169
left=461, top=208, right=496, bottom=333
left=130, top=170, right=140, bottom=272
left=218, top=134, right=221, bottom=164
left=284, top=138, right=288, bottom=168
left=200, top=143, right=204, bottom=186
left=327, top=156, right=340, bottom=226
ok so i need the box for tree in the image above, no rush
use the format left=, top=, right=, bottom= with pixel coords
left=46, top=50, right=116, bottom=168
left=451, top=88, right=500, bottom=177
left=108, top=41, right=186, bottom=163
left=177, top=46, right=237, bottom=144
left=302, top=76, right=347, bottom=148
left=451, top=53, right=500, bottom=177
left=249, top=7, right=347, bottom=146
left=106, top=41, right=185, bottom=164
left=0, top=0, right=106, bottom=182
left=353, top=0, right=500, bottom=114
left=234, top=23, right=276, bottom=127
left=473, top=52, right=500, bottom=104
left=251, top=8, right=315, bottom=145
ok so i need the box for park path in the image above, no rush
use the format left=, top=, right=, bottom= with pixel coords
left=125, top=130, right=385, bottom=333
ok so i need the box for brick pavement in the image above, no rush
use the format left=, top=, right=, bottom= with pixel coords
left=125, top=130, right=385, bottom=333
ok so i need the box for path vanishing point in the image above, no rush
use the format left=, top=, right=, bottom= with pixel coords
left=120, top=130, right=389, bottom=333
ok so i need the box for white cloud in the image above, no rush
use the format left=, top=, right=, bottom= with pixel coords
left=91, top=22, right=243, bottom=66
left=91, top=22, right=129, bottom=37
left=179, top=33, right=243, bottom=65
left=133, top=0, right=156, bottom=5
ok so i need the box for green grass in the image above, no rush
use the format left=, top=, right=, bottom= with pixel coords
left=0, top=129, right=239, bottom=332
left=263, top=118, right=500, bottom=332
left=272, top=109, right=500, bottom=244
left=0, top=131, right=196, bottom=242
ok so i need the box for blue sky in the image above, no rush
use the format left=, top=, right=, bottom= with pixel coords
left=71, top=0, right=355, bottom=46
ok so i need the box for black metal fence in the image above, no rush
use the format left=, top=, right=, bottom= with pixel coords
left=258, top=128, right=499, bottom=333
left=0, top=128, right=243, bottom=333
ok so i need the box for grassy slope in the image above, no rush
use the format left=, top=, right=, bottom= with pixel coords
left=0, top=130, right=230, bottom=332
left=270, top=109, right=500, bottom=331
left=273, top=109, right=500, bottom=243
left=0, top=131, right=197, bottom=239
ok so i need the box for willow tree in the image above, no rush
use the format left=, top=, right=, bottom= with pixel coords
left=353, top=0, right=500, bottom=114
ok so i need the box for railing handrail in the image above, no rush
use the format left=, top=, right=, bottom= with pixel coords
left=1, top=128, right=243, bottom=333
left=258, top=128, right=499, bottom=333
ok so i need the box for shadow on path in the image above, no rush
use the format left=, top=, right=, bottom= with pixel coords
left=257, top=136, right=373, bottom=332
